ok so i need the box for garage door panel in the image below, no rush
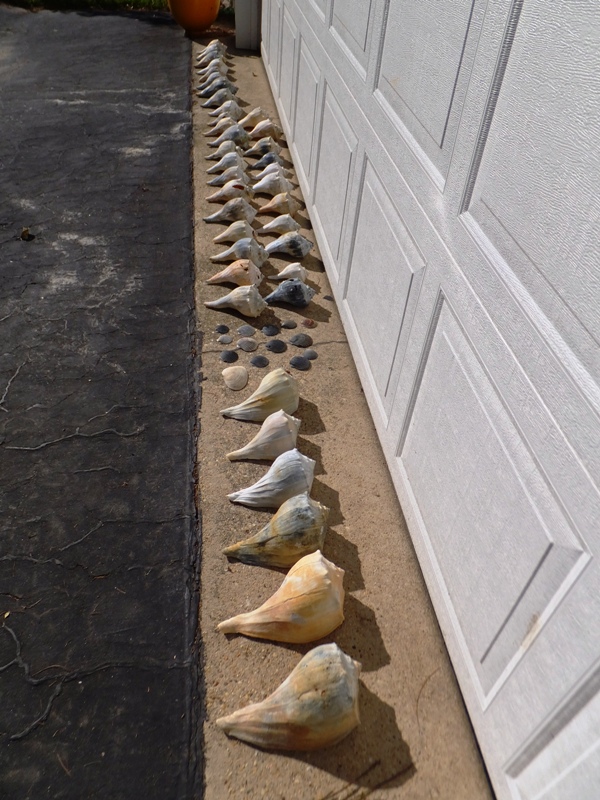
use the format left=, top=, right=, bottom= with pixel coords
left=293, top=38, right=321, bottom=186
left=279, top=9, right=298, bottom=127
left=331, top=0, right=373, bottom=74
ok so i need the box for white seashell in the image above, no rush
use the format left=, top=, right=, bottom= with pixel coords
left=258, top=214, right=301, bottom=236
left=211, top=238, right=267, bottom=266
left=254, top=163, right=291, bottom=182
left=196, top=42, right=226, bottom=65
left=227, top=409, right=300, bottom=461
left=206, top=149, right=246, bottom=174
left=208, top=124, right=250, bottom=149
left=201, top=88, right=236, bottom=109
left=271, top=262, right=307, bottom=282
left=197, top=76, right=237, bottom=98
left=206, top=180, right=253, bottom=204
left=252, top=173, right=294, bottom=197
left=203, top=198, right=257, bottom=225
left=251, top=151, right=284, bottom=171
left=244, top=137, right=282, bottom=158
left=216, top=643, right=360, bottom=750
left=249, top=119, right=283, bottom=140
left=222, top=365, right=249, bottom=391
left=221, top=367, right=299, bottom=421
left=208, top=99, right=244, bottom=120
left=196, top=58, right=228, bottom=79
left=206, top=259, right=263, bottom=287
left=205, top=140, right=238, bottom=161
left=259, top=192, right=301, bottom=217
left=217, top=551, right=344, bottom=643
left=265, top=232, right=314, bottom=259
left=207, top=165, right=250, bottom=187
left=238, top=107, right=269, bottom=129
left=265, top=279, right=315, bottom=309
left=228, top=448, right=315, bottom=509
left=222, top=492, right=329, bottom=568
left=213, top=220, right=255, bottom=244
left=204, top=285, right=267, bottom=318
left=204, top=114, right=237, bottom=135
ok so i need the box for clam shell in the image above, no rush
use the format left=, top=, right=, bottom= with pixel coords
left=290, top=355, right=311, bottom=371
left=258, top=192, right=301, bottom=217
left=206, top=259, right=263, bottom=287
left=271, top=262, right=307, bottom=282
left=222, top=365, right=249, bottom=391
left=220, top=349, right=238, bottom=363
left=227, top=448, right=315, bottom=509
left=265, top=232, right=313, bottom=259
left=203, top=198, right=257, bottom=225
left=221, top=367, right=299, bottom=421
left=226, top=408, right=301, bottom=462
left=237, top=324, right=256, bottom=336
left=266, top=339, right=287, bottom=353
left=251, top=355, right=269, bottom=368
left=289, top=333, right=313, bottom=347
left=237, top=337, right=258, bottom=352
left=265, top=279, right=315, bottom=309
left=204, top=285, right=268, bottom=318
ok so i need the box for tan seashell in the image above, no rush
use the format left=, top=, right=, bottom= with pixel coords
left=216, top=643, right=360, bottom=750
left=213, top=220, right=255, bottom=244
left=258, top=192, right=301, bottom=217
left=208, top=100, right=243, bottom=120
left=206, top=259, right=263, bottom=287
left=239, top=107, right=268, bottom=129
left=272, top=262, right=307, bottom=282
left=227, top=409, right=300, bottom=461
left=222, top=365, right=249, bottom=391
left=206, top=180, right=253, bottom=204
left=223, top=492, right=329, bottom=568
left=227, top=448, right=315, bottom=509
left=249, top=119, right=283, bottom=140
left=218, top=551, right=344, bottom=643
left=204, top=285, right=267, bottom=318
left=252, top=173, right=294, bottom=197
left=221, top=367, right=299, bottom=421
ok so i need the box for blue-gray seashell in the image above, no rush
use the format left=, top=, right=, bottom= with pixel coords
left=264, top=279, right=315, bottom=309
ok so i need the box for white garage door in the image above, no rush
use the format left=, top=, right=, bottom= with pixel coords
left=261, top=1, right=600, bottom=797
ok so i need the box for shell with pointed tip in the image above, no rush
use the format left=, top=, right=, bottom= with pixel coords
left=252, top=173, right=294, bottom=197
left=207, top=165, right=250, bottom=187
left=196, top=58, right=228, bottom=79
left=239, top=107, right=268, bottom=129
left=228, top=448, right=315, bottom=509
left=244, top=137, right=282, bottom=158
left=216, top=643, right=360, bottom=750
left=254, top=163, right=291, bottom=182
left=196, top=48, right=225, bottom=68
left=218, top=551, right=344, bottom=643
left=265, top=232, right=314, bottom=259
left=204, top=114, right=237, bottom=136
left=258, top=214, right=301, bottom=235
left=251, top=151, right=284, bottom=171
left=206, top=180, right=253, bottom=204
left=205, top=140, right=238, bottom=161
left=213, top=220, right=254, bottom=244
left=203, top=198, right=257, bottom=225
left=272, top=262, right=307, bottom=282
left=250, top=119, right=283, bottom=140
left=265, top=279, right=315, bottom=309
left=226, top=409, right=300, bottom=462
left=206, top=259, right=263, bottom=287
left=197, top=76, right=237, bottom=97
left=208, top=124, right=250, bottom=149
left=204, top=285, right=267, bottom=318
left=201, top=88, right=236, bottom=109
left=206, top=150, right=246, bottom=174
left=221, top=367, right=299, bottom=421
left=223, top=492, right=329, bottom=568
left=259, top=192, right=301, bottom=217
left=210, top=238, right=267, bottom=266
left=208, top=99, right=243, bottom=120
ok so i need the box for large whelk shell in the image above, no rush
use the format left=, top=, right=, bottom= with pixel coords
left=213, top=220, right=254, bottom=244
left=222, top=365, right=249, bottom=391
left=206, top=180, right=253, bottom=204
left=208, top=99, right=244, bottom=120
left=204, top=114, right=238, bottom=136
left=265, top=279, right=316, bottom=309
left=227, top=409, right=300, bottom=462
left=208, top=124, right=250, bottom=149
left=252, top=173, right=294, bottom=197
left=272, top=262, right=307, bottom=282
left=265, top=232, right=313, bottom=259
left=249, top=119, right=283, bottom=140
left=205, top=140, right=238, bottom=161
left=251, top=151, right=284, bottom=171
left=218, top=551, right=344, bottom=643
left=221, top=367, right=299, bottom=421
left=254, top=163, right=291, bottom=182
left=239, top=107, right=268, bottom=129
left=257, top=214, right=300, bottom=236
left=196, top=58, right=228, bottom=79
left=227, top=448, right=315, bottom=509
left=216, top=643, right=361, bottom=750
left=244, top=136, right=282, bottom=158
left=196, top=42, right=226, bottom=65
left=210, top=238, right=267, bottom=267
left=206, top=259, right=263, bottom=287
left=197, top=76, right=238, bottom=97
left=259, top=192, right=301, bottom=217
left=206, top=150, right=246, bottom=174
left=223, top=492, right=329, bottom=568
left=204, top=285, right=267, bottom=318
left=203, top=198, right=257, bottom=225
left=201, top=88, right=236, bottom=109
left=207, top=165, right=249, bottom=187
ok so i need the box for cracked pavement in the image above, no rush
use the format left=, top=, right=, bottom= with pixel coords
left=0, top=8, right=199, bottom=798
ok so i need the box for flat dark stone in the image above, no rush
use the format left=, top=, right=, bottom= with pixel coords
left=266, top=339, right=287, bottom=353
left=215, top=323, right=230, bottom=333
left=289, top=333, right=313, bottom=348
left=261, top=324, right=280, bottom=336
left=250, top=355, right=270, bottom=368
left=281, top=319, right=297, bottom=329
left=289, top=355, right=311, bottom=371
left=304, top=349, right=318, bottom=360
left=220, top=349, right=239, bottom=362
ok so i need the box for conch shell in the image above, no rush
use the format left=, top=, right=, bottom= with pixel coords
left=259, top=192, right=301, bottom=217
left=206, top=150, right=246, bottom=174
left=265, top=279, right=315, bottom=308
left=208, top=99, right=243, bottom=120
left=201, top=87, right=236, bottom=108
left=217, top=551, right=344, bottom=643
left=207, top=165, right=250, bottom=187
left=265, top=232, right=313, bottom=258
left=210, top=237, right=267, bottom=266
left=239, top=107, right=268, bottom=129
left=222, top=492, right=329, bottom=568
left=221, top=367, right=299, bottom=421
left=226, top=409, right=300, bottom=461
left=244, top=136, right=282, bottom=158
left=196, top=58, right=228, bottom=79
left=252, top=151, right=284, bottom=171
left=204, top=285, right=267, bottom=318
left=197, top=76, right=237, bottom=98
left=213, top=219, right=254, bottom=243
left=227, top=448, right=315, bottom=508
left=216, top=643, right=361, bottom=750
left=208, top=124, right=250, bottom=149
left=206, top=259, right=263, bottom=287
left=257, top=214, right=300, bottom=235
left=271, top=262, right=307, bottom=282
left=206, top=180, right=253, bottom=204
left=249, top=119, right=283, bottom=140
left=203, top=198, right=256, bottom=224
left=253, top=173, right=294, bottom=197
left=205, top=114, right=238, bottom=136
left=205, top=140, right=238, bottom=161
left=196, top=41, right=226, bottom=65
left=254, top=163, right=291, bottom=182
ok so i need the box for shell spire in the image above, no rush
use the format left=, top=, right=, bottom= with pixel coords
left=227, top=448, right=315, bottom=509
left=220, top=367, right=299, bottom=421
left=226, top=409, right=300, bottom=461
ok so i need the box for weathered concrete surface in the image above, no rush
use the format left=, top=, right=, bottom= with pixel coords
left=193, top=36, right=494, bottom=800
left=0, top=8, right=199, bottom=799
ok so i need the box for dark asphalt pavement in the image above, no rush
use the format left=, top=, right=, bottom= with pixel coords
left=0, top=8, right=199, bottom=798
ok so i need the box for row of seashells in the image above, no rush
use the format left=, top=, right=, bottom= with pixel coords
left=198, top=42, right=360, bottom=752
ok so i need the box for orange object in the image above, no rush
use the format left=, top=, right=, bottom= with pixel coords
left=168, top=0, right=220, bottom=34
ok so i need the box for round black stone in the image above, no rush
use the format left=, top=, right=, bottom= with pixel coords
left=250, top=355, right=270, bottom=368
left=304, top=349, right=318, bottom=360
left=289, top=355, right=311, bottom=371
left=215, top=324, right=230, bottom=334
left=281, top=319, right=297, bottom=329
left=266, top=339, right=287, bottom=353
left=220, top=350, right=238, bottom=363
left=237, top=324, right=256, bottom=336
left=289, top=333, right=313, bottom=348
left=261, top=324, right=280, bottom=337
